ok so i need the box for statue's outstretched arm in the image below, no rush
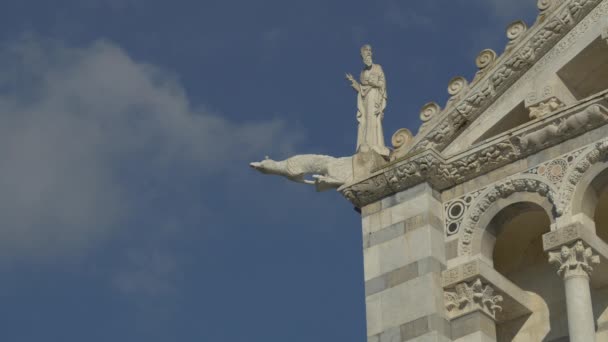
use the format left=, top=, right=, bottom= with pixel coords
left=345, top=73, right=360, bottom=93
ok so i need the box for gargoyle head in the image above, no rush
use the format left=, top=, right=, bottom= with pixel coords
left=249, top=156, right=278, bottom=175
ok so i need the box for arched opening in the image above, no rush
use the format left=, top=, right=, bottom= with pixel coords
left=574, top=164, right=608, bottom=339
left=584, top=167, right=608, bottom=244
left=487, top=202, right=566, bottom=341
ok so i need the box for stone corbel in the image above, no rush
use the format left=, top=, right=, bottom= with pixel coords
left=444, top=278, right=503, bottom=320
left=442, top=259, right=532, bottom=322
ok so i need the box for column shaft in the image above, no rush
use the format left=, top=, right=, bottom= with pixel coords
left=564, top=274, right=596, bottom=342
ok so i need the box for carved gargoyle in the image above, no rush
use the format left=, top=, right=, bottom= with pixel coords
left=250, top=154, right=353, bottom=192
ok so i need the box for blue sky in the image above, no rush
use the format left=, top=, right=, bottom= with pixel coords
left=0, top=1, right=538, bottom=341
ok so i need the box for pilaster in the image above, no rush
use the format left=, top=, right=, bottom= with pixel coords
left=362, top=183, right=450, bottom=342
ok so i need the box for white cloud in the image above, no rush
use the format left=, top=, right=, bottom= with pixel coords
left=0, top=37, right=300, bottom=263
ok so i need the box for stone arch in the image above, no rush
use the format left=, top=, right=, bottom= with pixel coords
left=558, top=139, right=608, bottom=218
left=489, top=201, right=557, bottom=342
left=458, top=175, right=559, bottom=257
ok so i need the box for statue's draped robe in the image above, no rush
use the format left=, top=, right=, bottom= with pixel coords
left=357, top=64, right=388, bottom=156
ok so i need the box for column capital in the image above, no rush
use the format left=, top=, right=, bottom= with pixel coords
left=548, top=240, right=600, bottom=279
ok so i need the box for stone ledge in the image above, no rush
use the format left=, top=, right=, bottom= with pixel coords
left=441, top=259, right=532, bottom=322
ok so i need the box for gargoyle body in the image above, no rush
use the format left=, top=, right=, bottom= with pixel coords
left=250, top=154, right=353, bottom=192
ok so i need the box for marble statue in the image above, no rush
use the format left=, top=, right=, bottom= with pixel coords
left=346, top=44, right=390, bottom=157
left=250, top=155, right=353, bottom=191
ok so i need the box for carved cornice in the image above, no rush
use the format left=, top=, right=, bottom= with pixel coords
left=408, top=0, right=603, bottom=154
left=340, top=95, right=608, bottom=208
left=548, top=240, right=600, bottom=279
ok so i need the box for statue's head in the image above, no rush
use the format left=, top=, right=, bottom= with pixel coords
left=360, top=44, right=373, bottom=67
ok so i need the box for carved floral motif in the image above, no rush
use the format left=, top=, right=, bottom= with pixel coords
left=444, top=278, right=504, bottom=319
left=548, top=240, right=600, bottom=278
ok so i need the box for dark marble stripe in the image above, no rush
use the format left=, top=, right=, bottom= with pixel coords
left=365, top=257, right=445, bottom=297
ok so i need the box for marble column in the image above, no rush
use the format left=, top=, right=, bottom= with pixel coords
left=548, top=240, right=600, bottom=342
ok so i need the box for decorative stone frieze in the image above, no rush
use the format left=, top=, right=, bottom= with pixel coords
left=444, top=278, right=503, bottom=319
left=527, top=96, right=565, bottom=120
left=512, top=104, right=608, bottom=152
left=548, top=240, right=600, bottom=278
left=339, top=96, right=608, bottom=208
left=525, top=84, right=569, bottom=120
left=524, top=156, right=573, bottom=186
left=407, top=0, right=602, bottom=153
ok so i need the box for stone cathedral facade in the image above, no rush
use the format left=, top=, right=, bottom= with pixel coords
left=252, top=0, right=608, bottom=341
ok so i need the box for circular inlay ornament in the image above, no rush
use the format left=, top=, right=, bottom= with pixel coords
left=447, top=201, right=465, bottom=220
left=545, top=159, right=568, bottom=183
left=447, top=222, right=460, bottom=235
